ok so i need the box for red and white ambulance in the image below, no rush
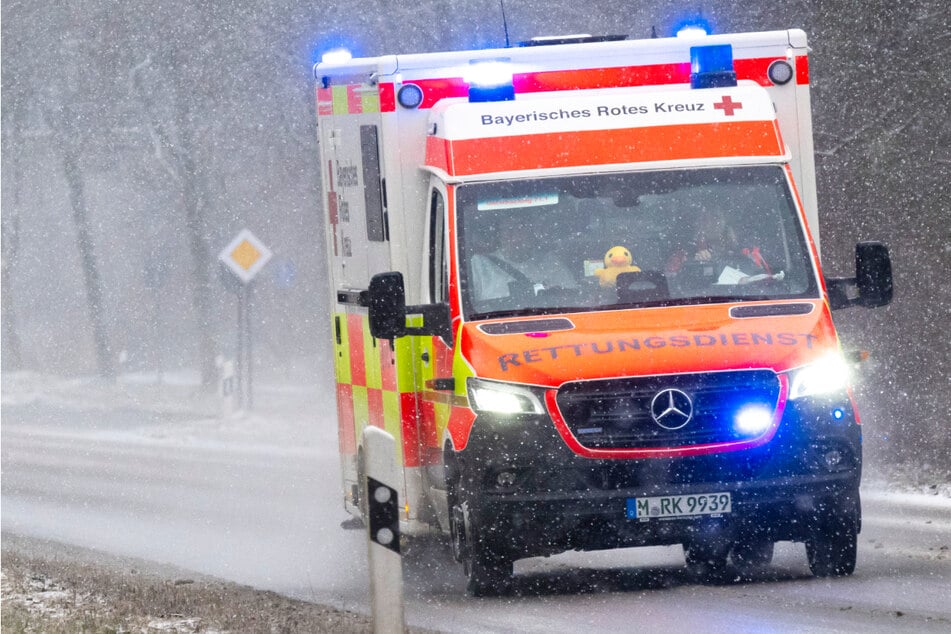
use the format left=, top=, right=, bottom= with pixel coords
left=313, top=28, right=892, bottom=595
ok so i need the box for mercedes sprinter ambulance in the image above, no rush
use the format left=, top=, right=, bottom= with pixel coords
left=313, top=29, right=892, bottom=595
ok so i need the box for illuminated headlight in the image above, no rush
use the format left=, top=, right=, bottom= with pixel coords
left=466, top=378, right=544, bottom=415
left=787, top=354, right=851, bottom=400
left=734, top=404, right=774, bottom=436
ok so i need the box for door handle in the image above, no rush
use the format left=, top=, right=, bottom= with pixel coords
left=426, top=378, right=455, bottom=391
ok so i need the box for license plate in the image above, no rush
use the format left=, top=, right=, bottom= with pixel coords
left=626, top=492, right=732, bottom=520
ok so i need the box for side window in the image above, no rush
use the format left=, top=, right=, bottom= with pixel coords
left=429, top=188, right=448, bottom=303
left=360, top=125, right=387, bottom=242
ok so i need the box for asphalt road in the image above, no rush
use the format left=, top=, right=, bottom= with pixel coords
left=2, top=394, right=950, bottom=633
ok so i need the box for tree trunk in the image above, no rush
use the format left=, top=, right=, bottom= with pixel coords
left=178, top=116, right=218, bottom=389
left=62, top=134, right=115, bottom=379
left=1, top=231, right=24, bottom=371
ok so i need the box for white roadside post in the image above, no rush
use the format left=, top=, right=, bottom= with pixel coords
left=362, top=426, right=405, bottom=633
left=216, top=356, right=237, bottom=418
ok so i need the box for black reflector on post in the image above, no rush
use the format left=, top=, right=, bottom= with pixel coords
left=367, top=476, right=400, bottom=554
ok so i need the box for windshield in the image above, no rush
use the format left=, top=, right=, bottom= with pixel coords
left=457, top=166, right=819, bottom=319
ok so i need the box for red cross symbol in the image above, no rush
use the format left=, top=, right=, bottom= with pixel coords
left=714, top=95, right=743, bottom=116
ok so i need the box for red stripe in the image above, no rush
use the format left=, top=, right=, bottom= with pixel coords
left=379, top=82, right=396, bottom=112
left=388, top=57, right=805, bottom=111
left=316, top=87, right=334, bottom=115
left=434, top=337, right=454, bottom=378
left=418, top=398, right=437, bottom=454
left=367, top=387, right=384, bottom=428
left=400, top=392, right=421, bottom=467
left=447, top=405, right=477, bottom=451
left=379, top=340, right=397, bottom=391
left=346, top=84, right=362, bottom=114
left=425, top=136, right=451, bottom=174
left=428, top=120, right=783, bottom=176
left=336, top=383, right=356, bottom=454
left=515, top=62, right=690, bottom=93
left=733, top=58, right=770, bottom=85
left=795, top=55, right=810, bottom=85
left=347, top=314, right=366, bottom=386
left=414, top=77, right=470, bottom=109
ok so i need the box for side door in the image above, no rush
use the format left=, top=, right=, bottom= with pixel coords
left=413, top=179, right=456, bottom=528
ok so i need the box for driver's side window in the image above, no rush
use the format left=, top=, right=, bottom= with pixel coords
left=428, top=188, right=448, bottom=304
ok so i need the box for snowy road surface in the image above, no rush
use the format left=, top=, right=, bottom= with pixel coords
left=2, top=373, right=950, bottom=632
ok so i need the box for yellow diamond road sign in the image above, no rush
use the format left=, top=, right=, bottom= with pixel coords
left=219, top=229, right=272, bottom=284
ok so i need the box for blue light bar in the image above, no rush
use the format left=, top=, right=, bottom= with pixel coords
left=690, top=44, right=737, bottom=89
left=673, top=16, right=712, bottom=38
left=466, top=60, right=515, bottom=103
left=469, top=84, right=515, bottom=102
left=321, top=48, right=353, bottom=65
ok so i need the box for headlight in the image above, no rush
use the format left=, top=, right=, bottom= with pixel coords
left=466, top=378, right=545, bottom=415
left=787, top=354, right=851, bottom=400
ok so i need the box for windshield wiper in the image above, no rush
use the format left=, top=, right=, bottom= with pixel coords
left=470, top=306, right=584, bottom=320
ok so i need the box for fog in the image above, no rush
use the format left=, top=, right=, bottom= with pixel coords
left=2, top=0, right=949, bottom=486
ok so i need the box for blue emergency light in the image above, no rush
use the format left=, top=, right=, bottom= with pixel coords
left=467, top=60, right=515, bottom=102
left=690, top=44, right=737, bottom=89
left=673, top=16, right=712, bottom=38
left=321, top=48, right=353, bottom=65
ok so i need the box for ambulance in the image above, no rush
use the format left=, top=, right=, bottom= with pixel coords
left=313, top=28, right=892, bottom=595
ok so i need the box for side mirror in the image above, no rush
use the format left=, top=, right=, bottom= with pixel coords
left=367, top=272, right=407, bottom=339
left=367, top=271, right=453, bottom=341
left=827, top=241, right=893, bottom=310
left=855, top=241, right=893, bottom=308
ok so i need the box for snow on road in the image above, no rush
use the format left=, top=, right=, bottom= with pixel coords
left=3, top=368, right=950, bottom=632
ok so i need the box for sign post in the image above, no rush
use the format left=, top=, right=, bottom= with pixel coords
left=218, top=229, right=272, bottom=410
left=362, top=426, right=405, bottom=634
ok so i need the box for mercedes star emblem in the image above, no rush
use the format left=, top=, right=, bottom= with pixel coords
left=650, top=388, right=694, bottom=430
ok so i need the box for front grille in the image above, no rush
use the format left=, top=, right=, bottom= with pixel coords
left=555, top=370, right=780, bottom=450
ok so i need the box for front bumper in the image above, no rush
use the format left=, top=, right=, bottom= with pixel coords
left=454, top=394, right=862, bottom=558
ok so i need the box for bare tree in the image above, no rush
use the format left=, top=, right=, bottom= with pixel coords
left=129, top=46, right=219, bottom=389
left=1, top=208, right=23, bottom=371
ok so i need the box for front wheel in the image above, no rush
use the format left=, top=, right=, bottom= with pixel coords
left=806, top=523, right=857, bottom=577
left=451, top=498, right=513, bottom=596
left=465, top=546, right=514, bottom=597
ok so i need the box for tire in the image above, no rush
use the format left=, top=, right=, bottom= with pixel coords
left=807, top=522, right=857, bottom=577
left=465, top=545, right=514, bottom=597
left=731, top=539, right=775, bottom=574
left=451, top=491, right=513, bottom=596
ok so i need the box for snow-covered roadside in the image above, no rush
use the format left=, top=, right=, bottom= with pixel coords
left=4, top=367, right=949, bottom=499
left=0, top=366, right=324, bottom=451
left=1, top=533, right=387, bottom=634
